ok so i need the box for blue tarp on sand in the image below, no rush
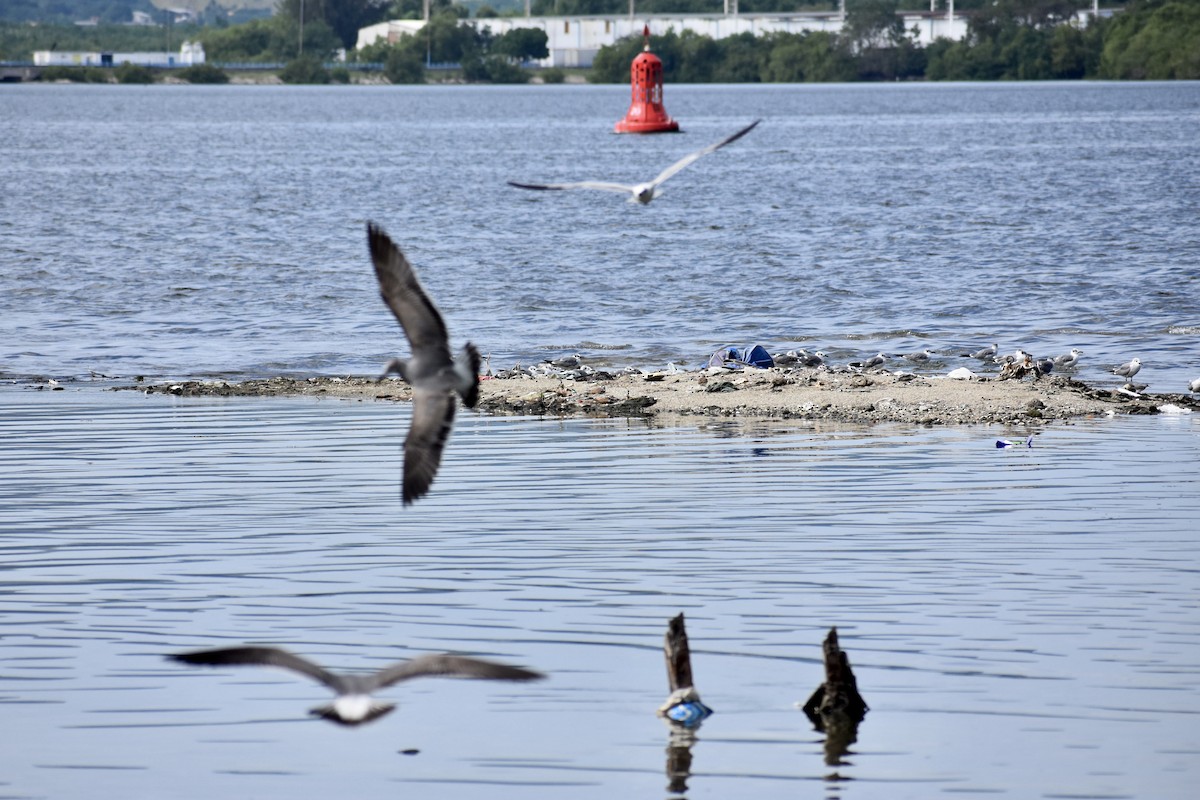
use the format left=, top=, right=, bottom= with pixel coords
left=705, top=345, right=774, bottom=370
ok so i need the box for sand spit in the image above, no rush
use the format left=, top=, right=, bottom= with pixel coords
left=118, top=367, right=1200, bottom=426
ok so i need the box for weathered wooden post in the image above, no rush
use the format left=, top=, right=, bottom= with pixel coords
left=802, top=627, right=868, bottom=767
left=657, top=612, right=713, bottom=726
left=657, top=612, right=712, bottom=795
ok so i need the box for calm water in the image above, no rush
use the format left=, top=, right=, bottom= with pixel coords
left=2, top=82, right=1199, bottom=389
left=1, top=389, right=1198, bottom=799
left=1, top=82, right=1199, bottom=799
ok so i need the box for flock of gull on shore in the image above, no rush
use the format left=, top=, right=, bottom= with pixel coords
left=166, top=120, right=1200, bottom=732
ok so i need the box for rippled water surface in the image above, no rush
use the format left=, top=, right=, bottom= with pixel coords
left=2, top=82, right=1199, bottom=389
left=2, top=389, right=1198, bottom=799
left=2, top=81, right=1199, bottom=799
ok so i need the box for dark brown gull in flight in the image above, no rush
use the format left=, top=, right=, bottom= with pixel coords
left=169, top=646, right=544, bottom=727
left=507, top=119, right=761, bottom=205
left=368, top=222, right=481, bottom=505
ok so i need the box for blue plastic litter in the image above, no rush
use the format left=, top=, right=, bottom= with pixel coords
left=996, top=436, right=1034, bottom=449
left=705, top=344, right=774, bottom=370
left=664, top=700, right=714, bottom=728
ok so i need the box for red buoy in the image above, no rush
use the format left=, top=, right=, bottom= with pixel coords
left=614, top=25, right=679, bottom=135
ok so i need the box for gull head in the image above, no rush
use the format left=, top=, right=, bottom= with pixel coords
left=631, top=183, right=658, bottom=204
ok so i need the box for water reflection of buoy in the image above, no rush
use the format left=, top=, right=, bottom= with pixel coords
left=614, top=25, right=679, bottom=134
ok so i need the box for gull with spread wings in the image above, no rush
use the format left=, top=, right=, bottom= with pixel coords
left=169, top=646, right=544, bottom=726
left=508, top=119, right=761, bottom=205
left=367, top=222, right=481, bottom=505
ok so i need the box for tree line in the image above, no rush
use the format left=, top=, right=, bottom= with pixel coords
left=3, top=0, right=1197, bottom=82
left=588, top=0, right=1200, bottom=81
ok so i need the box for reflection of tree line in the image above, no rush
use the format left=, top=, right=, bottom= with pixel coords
left=656, top=615, right=868, bottom=795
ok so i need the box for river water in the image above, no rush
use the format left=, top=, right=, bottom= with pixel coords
left=1, top=82, right=1199, bottom=799
left=2, top=81, right=1199, bottom=387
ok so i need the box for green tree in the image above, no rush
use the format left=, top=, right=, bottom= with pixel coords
left=384, top=42, right=425, bottom=82
left=177, top=63, right=230, bottom=83
left=114, top=61, right=155, bottom=83
left=197, top=16, right=342, bottom=63
left=843, top=0, right=907, bottom=51
left=762, top=31, right=855, bottom=82
left=277, top=0, right=393, bottom=50
left=481, top=53, right=531, bottom=82
left=388, top=0, right=464, bottom=19
left=492, top=27, right=549, bottom=61
left=1100, top=0, right=1200, bottom=79
left=588, top=33, right=644, bottom=83
left=968, top=0, right=1079, bottom=43
left=713, top=32, right=766, bottom=82
left=279, top=54, right=331, bottom=83
left=423, top=11, right=485, bottom=63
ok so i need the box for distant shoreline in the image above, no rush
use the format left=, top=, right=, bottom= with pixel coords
left=104, top=369, right=1200, bottom=426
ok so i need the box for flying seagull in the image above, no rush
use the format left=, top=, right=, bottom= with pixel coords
left=1112, top=357, right=1142, bottom=380
left=368, top=222, right=481, bottom=505
left=168, top=646, right=544, bottom=727
left=507, top=119, right=761, bottom=205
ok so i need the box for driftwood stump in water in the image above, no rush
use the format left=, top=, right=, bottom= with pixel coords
left=802, top=627, right=868, bottom=727
left=657, top=613, right=712, bottom=795
left=657, top=612, right=713, bottom=726
left=802, top=627, right=868, bottom=768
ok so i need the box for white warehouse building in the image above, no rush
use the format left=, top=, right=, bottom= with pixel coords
left=356, top=12, right=971, bottom=69
left=33, top=41, right=206, bottom=68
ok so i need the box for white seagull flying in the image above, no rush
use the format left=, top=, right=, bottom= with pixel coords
left=368, top=222, right=481, bottom=505
left=507, top=119, right=761, bottom=205
left=168, top=646, right=544, bottom=727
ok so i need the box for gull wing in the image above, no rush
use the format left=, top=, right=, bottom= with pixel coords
left=367, top=222, right=451, bottom=358
left=402, top=388, right=456, bottom=505
left=168, top=646, right=340, bottom=690
left=508, top=180, right=635, bottom=195
left=368, top=653, right=545, bottom=690
left=649, top=118, right=761, bottom=187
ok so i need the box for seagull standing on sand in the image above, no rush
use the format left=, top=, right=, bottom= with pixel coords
left=853, top=353, right=889, bottom=370
left=802, top=351, right=826, bottom=368
left=1053, top=348, right=1083, bottom=369
left=968, top=343, right=999, bottom=361
left=368, top=222, right=481, bottom=506
left=904, top=349, right=934, bottom=363
left=546, top=353, right=583, bottom=369
left=507, top=120, right=761, bottom=205
left=1033, top=356, right=1055, bottom=379
left=168, top=646, right=543, bottom=727
left=1112, top=357, right=1142, bottom=380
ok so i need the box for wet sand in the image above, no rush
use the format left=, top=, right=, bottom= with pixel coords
left=118, top=366, right=1199, bottom=426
